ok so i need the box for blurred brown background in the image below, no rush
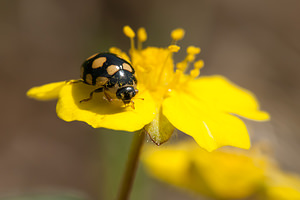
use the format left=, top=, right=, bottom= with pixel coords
left=1, top=0, right=299, bottom=199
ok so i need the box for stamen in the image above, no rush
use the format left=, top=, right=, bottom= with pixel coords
left=137, top=27, right=147, bottom=50
left=176, top=62, right=185, bottom=71
left=168, top=45, right=180, bottom=53
left=109, top=47, right=121, bottom=54
left=176, top=46, right=201, bottom=73
left=187, top=46, right=201, bottom=55
left=190, top=68, right=200, bottom=78
left=171, top=28, right=185, bottom=44
left=194, top=60, right=204, bottom=69
left=123, top=25, right=136, bottom=50
left=156, top=45, right=180, bottom=89
left=186, top=54, right=195, bottom=62
left=123, top=25, right=135, bottom=38
left=167, top=69, right=184, bottom=92
left=189, top=60, right=204, bottom=79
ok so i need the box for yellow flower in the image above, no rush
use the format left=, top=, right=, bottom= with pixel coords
left=27, top=26, right=269, bottom=151
left=142, top=141, right=300, bottom=200
left=264, top=169, right=300, bottom=200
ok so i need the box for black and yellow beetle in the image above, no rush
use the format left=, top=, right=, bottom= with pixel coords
left=80, top=53, right=138, bottom=106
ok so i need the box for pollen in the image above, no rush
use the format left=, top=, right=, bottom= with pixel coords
left=168, top=45, right=180, bottom=53
left=188, top=60, right=204, bottom=80
left=190, top=68, right=200, bottom=78
left=137, top=27, right=147, bottom=50
left=123, top=26, right=201, bottom=97
left=176, top=62, right=185, bottom=71
left=171, top=28, right=185, bottom=41
left=194, top=60, right=204, bottom=69
left=186, top=54, right=195, bottom=62
left=187, top=46, right=201, bottom=55
left=123, top=25, right=135, bottom=38
left=123, top=25, right=136, bottom=51
left=137, top=27, right=147, bottom=42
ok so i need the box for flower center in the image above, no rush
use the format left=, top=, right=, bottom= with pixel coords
left=122, top=26, right=204, bottom=102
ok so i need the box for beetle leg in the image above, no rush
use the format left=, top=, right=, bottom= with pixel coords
left=103, top=91, right=113, bottom=102
left=130, top=100, right=135, bottom=109
left=80, top=87, right=103, bottom=103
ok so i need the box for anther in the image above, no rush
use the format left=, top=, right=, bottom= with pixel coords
left=123, top=25, right=135, bottom=38
left=186, top=54, right=195, bottom=62
left=170, top=28, right=185, bottom=45
left=123, top=25, right=136, bottom=51
left=190, top=68, right=200, bottom=78
left=168, top=45, right=180, bottom=53
left=137, top=27, right=147, bottom=42
left=189, top=60, right=204, bottom=79
left=187, top=46, right=201, bottom=55
left=137, top=27, right=147, bottom=50
left=194, top=60, right=204, bottom=69
left=176, top=62, right=185, bottom=71
left=171, top=28, right=185, bottom=41
left=178, top=46, right=201, bottom=73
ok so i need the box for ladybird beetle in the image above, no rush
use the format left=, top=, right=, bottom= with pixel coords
left=80, top=53, right=138, bottom=107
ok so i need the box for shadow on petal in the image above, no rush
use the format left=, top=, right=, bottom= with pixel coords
left=71, top=82, right=128, bottom=115
left=56, top=81, right=156, bottom=131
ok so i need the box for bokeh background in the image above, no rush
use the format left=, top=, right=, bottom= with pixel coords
left=1, top=0, right=299, bottom=199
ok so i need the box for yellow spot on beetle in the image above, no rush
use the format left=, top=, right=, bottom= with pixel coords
left=92, top=57, right=107, bottom=69
left=85, top=74, right=93, bottom=85
left=96, top=77, right=109, bottom=87
left=122, top=63, right=133, bottom=72
left=107, top=65, right=120, bottom=75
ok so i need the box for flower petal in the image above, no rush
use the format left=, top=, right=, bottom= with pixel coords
left=27, top=81, right=66, bottom=100
left=264, top=170, right=300, bottom=199
left=142, top=141, right=269, bottom=199
left=162, top=90, right=250, bottom=151
left=186, top=75, right=270, bottom=121
left=56, top=82, right=156, bottom=132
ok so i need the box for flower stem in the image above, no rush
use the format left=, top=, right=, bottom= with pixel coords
left=117, top=130, right=145, bottom=200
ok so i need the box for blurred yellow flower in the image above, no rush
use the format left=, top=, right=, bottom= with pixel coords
left=142, top=141, right=300, bottom=200
left=264, top=169, right=300, bottom=200
left=27, top=26, right=269, bottom=151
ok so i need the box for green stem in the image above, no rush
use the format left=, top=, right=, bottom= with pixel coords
left=117, top=130, right=145, bottom=200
